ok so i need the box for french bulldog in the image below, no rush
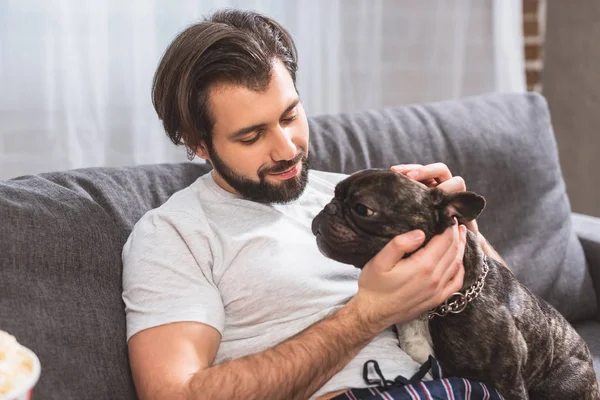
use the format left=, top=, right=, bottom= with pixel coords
left=311, top=168, right=600, bottom=400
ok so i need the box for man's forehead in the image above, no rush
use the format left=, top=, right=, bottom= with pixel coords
left=209, top=61, right=298, bottom=138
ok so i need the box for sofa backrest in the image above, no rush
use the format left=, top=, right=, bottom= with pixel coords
left=0, top=92, right=595, bottom=399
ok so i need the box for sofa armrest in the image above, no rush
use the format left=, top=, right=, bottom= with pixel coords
left=573, top=212, right=600, bottom=318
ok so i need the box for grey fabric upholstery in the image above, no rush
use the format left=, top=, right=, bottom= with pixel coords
left=0, top=163, right=210, bottom=399
left=1, top=92, right=598, bottom=399
left=573, top=213, right=600, bottom=317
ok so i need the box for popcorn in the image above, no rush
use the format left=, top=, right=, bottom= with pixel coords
left=0, top=331, right=36, bottom=398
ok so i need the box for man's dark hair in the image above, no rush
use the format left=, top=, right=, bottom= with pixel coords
left=152, top=9, right=298, bottom=156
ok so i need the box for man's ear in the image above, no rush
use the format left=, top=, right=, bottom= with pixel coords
left=431, top=188, right=486, bottom=226
left=194, top=142, right=210, bottom=161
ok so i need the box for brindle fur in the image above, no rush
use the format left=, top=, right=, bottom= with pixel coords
left=311, top=168, right=600, bottom=400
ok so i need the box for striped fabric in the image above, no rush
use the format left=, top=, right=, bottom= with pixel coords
left=331, top=357, right=504, bottom=400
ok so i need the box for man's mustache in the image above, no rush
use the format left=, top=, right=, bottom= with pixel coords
left=259, top=150, right=307, bottom=176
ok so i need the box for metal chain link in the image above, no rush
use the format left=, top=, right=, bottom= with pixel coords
left=426, top=255, right=490, bottom=319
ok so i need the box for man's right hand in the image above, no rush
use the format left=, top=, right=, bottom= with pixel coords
left=349, top=223, right=467, bottom=333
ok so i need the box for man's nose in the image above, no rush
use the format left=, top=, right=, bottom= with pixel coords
left=270, top=126, right=297, bottom=161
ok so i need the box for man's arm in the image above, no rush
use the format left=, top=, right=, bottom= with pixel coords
left=129, top=300, right=376, bottom=400
left=477, top=232, right=509, bottom=269
left=128, top=322, right=221, bottom=400
left=129, top=224, right=467, bottom=400
left=187, top=298, right=378, bottom=400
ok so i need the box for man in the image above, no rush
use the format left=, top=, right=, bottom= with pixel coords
left=122, top=9, right=503, bottom=399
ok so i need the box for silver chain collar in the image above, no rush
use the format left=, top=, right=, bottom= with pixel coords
left=425, top=255, right=490, bottom=319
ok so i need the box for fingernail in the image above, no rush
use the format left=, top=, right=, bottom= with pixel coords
left=407, top=171, right=419, bottom=179
left=392, top=164, right=406, bottom=171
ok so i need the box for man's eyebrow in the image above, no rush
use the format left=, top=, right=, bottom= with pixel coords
left=228, top=98, right=300, bottom=140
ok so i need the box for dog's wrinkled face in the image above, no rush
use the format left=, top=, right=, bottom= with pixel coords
left=311, top=169, right=486, bottom=268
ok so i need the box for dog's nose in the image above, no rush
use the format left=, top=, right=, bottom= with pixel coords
left=324, top=202, right=338, bottom=215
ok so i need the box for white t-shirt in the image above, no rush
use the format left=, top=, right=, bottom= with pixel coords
left=122, top=169, right=422, bottom=398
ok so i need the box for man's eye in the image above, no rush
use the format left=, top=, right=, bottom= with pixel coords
left=281, top=114, right=297, bottom=124
left=239, top=132, right=262, bottom=145
left=352, top=203, right=374, bottom=217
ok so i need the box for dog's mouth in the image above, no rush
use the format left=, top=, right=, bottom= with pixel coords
left=314, top=230, right=374, bottom=268
left=312, top=219, right=337, bottom=248
left=313, top=229, right=338, bottom=259
left=314, top=217, right=389, bottom=265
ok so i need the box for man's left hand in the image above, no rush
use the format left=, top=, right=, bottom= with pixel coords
left=390, top=163, right=478, bottom=234
left=391, top=163, right=510, bottom=269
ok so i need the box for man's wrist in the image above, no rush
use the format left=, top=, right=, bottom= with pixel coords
left=343, top=295, right=388, bottom=338
left=478, top=232, right=509, bottom=269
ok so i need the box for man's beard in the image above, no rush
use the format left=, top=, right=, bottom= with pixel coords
left=207, top=146, right=310, bottom=204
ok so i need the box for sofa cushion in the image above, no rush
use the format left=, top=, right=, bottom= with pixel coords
left=0, top=163, right=209, bottom=399
left=308, top=92, right=597, bottom=322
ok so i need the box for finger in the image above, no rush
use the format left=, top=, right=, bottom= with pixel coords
left=428, top=224, right=464, bottom=289
left=419, top=178, right=439, bottom=188
left=391, top=164, right=442, bottom=188
left=406, top=163, right=452, bottom=183
left=391, top=164, right=423, bottom=173
left=368, top=230, right=425, bottom=273
left=443, top=260, right=465, bottom=299
left=411, top=222, right=458, bottom=267
left=436, top=225, right=467, bottom=290
left=436, top=176, right=466, bottom=193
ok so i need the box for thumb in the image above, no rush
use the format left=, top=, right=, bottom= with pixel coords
left=368, top=230, right=425, bottom=272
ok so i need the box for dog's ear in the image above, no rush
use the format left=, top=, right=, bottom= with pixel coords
left=431, top=188, right=486, bottom=227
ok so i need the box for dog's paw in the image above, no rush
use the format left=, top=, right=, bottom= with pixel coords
left=403, top=344, right=432, bottom=365
left=396, top=319, right=435, bottom=365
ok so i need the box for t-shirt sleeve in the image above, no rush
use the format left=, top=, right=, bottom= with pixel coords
left=122, top=209, right=224, bottom=342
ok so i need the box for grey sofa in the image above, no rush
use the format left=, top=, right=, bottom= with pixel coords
left=1, top=92, right=598, bottom=399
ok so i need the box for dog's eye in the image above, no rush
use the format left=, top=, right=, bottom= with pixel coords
left=353, top=203, right=374, bottom=217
